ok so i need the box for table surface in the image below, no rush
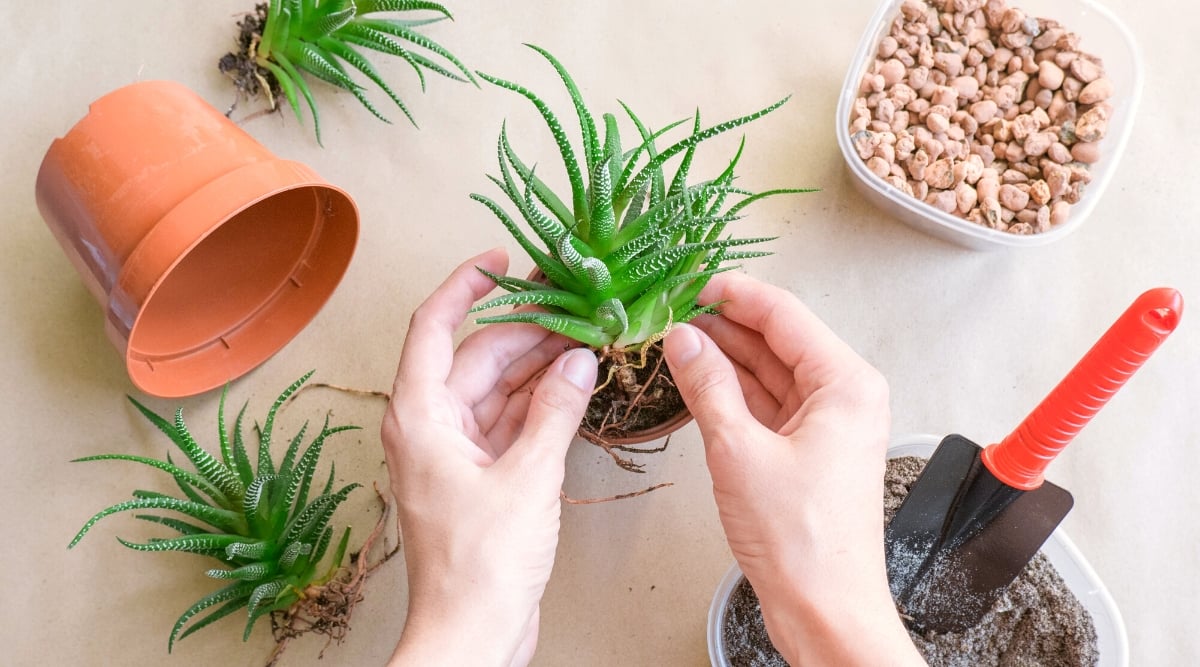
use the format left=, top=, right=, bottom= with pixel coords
left=4, top=1, right=1196, bottom=665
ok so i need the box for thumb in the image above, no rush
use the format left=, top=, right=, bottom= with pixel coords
left=664, top=324, right=754, bottom=443
left=509, top=348, right=597, bottom=465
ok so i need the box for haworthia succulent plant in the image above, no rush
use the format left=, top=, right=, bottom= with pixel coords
left=252, top=0, right=475, bottom=142
left=471, top=46, right=815, bottom=349
left=68, top=372, right=361, bottom=651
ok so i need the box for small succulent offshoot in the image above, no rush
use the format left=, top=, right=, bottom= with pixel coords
left=68, top=372, right=363, bottom=653
left=219, top=0, right=476, bottom=143
left=469, top=46, right=813, bottom=441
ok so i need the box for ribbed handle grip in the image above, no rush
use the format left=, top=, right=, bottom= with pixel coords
left=982, top=288, right=1183, bottom=490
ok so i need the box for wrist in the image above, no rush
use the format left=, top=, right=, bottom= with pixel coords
left=390, top=574, right=534, bottom=667
left=391, top=600, right=530, bottom=667
left=753, top=574, right=925, bottom=666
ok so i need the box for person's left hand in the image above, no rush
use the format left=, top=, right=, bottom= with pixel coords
left=383, top=248, right=598, bottom=667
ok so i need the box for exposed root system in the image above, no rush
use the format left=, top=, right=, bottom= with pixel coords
left=264, top=485, right=400, bottom=666
left=218, top=3, right=283, bottom=119
left=579, top=341, right=687, bottom=461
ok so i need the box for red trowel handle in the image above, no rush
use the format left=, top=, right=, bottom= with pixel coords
left=982, top=288, right=1183, bottom=490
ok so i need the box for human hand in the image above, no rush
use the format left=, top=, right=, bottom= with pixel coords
left=663, top=272, right=924, bottom=665
left=383, top=248, right=598, bottom=667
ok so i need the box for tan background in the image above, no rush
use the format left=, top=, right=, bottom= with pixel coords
left=3, top=1, right=1197, bottom=665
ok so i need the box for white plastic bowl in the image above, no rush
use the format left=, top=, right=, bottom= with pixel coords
left=835, top=0, right=1143, bottom=250
left=706, top=434, right=1129, bottom=666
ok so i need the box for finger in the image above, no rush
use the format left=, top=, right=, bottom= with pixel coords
left=694, top=314, right=795, bottom=405
left=395, top=248, right=508, bottom=389
left=662, top=324, right=757, bottom=444
left=724, top=354, right=784, bottom=427
left=501, top=348, right=597, bottom=473
left=469, top=334, right=576, bottom=436
left=447, top=325, right=565, bottom=412
left=698, top=271, right=866, bottom=397
left=483, top=387, right=535, bottom=451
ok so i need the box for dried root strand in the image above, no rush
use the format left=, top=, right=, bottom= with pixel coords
left=561, top=482, right=674, bottom=505
left=264, top=484, right=400, bottom=666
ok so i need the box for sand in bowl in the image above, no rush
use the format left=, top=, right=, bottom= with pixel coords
left=722, top=456, right=1098, bottom=666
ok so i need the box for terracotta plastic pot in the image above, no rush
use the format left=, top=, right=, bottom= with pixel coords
left=35, top=80, right=358, bottom=397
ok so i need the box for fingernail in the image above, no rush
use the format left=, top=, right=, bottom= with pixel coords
left=666, top=324, right=702, bottom=366
left=560, top=348, right=598, bottom=390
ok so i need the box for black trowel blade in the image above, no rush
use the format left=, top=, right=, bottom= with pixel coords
left=885, top=434, right=1075, bottom=633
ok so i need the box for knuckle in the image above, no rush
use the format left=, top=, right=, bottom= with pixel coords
left=852, top=365, right=890, bottom=405
left=686, top=365, right=730, bottom=401
left=825, top=363, right=890, bottom=416
left=533, top=380, right=583, bottom=416
left=408, top=302, right=432, bottom=329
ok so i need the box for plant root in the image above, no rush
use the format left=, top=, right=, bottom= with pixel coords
left=264, top=484, right=400, bottom=666
left=580, top=341, right=685, bottom=452
left=219, top=2, right=284, bottom=121
left=282, top=381, right=392, bottom=410
left=561, top=481, right=674, bottom=505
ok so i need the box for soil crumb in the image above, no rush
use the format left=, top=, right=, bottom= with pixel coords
left=722, top=456, right=1099, bottom=666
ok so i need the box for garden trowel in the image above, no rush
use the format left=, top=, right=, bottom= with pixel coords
left=885, top=287, right=1182, bottom=634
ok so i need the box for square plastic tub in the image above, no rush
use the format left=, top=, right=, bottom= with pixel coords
left=835, top=0, right=1143, bottom=250
left=706, top=434, right=1129, bottom=666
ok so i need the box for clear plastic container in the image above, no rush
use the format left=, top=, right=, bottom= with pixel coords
left=835, top=0, right=1143, bottom=250
left=706, top=434, right=1129, bottom=666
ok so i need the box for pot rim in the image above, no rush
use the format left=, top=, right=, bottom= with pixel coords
left=113, top=159, right=357, bottom=397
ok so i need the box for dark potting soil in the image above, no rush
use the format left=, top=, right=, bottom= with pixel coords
left=217, top=3, right=283, bottom=107
left=580, top=341, right=685, bottom=440
left=722, top=456, right=1099, bottom=667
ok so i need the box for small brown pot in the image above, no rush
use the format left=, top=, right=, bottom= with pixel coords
left=579, top=406, right=693, bottom=446
left=35, top=80, right=358, bottom=397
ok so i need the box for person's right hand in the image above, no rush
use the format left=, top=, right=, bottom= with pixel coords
left=663, top=272, right=925, bottom=666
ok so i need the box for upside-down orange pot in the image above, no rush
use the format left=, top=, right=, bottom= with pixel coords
left=35, top=80, right=358, bottom=397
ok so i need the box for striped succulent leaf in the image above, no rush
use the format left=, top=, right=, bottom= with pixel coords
left=68, top=373, right=362, bottom=652
left=471, top=46, right=816, bottom=350
left=253, top=0, right=476, bottom=143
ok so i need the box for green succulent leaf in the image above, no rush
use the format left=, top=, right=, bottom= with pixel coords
left=472, top=50, right=811, bottom=349
left=476, top=71, right=589, bottom=231
left=474, top=266, right=551, bottom=293
left=71, top=373, right=360, bottom=649
left=206, top=562, right=275, bottom=581
left=525, top=44, right=601, bottom=170
left=500, top=127, right=575, bottom=229
left=126, top=398, right=243, bottom=499
left=170, top=581, right=255, bottom=652
left=284, top=483, right=361, bottom=545
left=475, top=312, right=614, bottom=348
left=469, top=288, right=594, bottom=318
left=230, top=402, right=255, bottom=486
left=470, top=194, right=583, bottom=293
left=134, top=514, right=210, bottom=537
left=73, top=454, right=229, bottom=507
left=70, top=497, right=243, bottom=548
left=617, top=96, right=792, bottom=209
left=174, top=594, right=251, bottom=646
left=250, top=0, right=472, bottom=141
left=279, top=541, right=314, bottom=570
left=118, top=533, right=245, bottom=555
left=226, top=540, right=270, bottom=560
